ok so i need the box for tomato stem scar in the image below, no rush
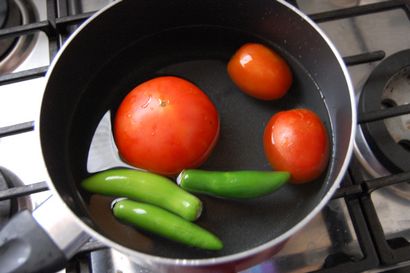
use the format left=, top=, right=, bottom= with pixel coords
left=159, top=98, right=169, bottom=107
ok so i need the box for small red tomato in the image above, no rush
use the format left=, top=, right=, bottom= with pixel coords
left=114, top=76, right=219, bottom=175
left=227, top=43, right=293, bottom=100
left=263, top=109, right=329, bottom=183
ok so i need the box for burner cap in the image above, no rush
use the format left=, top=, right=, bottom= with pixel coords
left=0, top=0, right=37, bottom=74
left=359, top=49, right=410, bottom=174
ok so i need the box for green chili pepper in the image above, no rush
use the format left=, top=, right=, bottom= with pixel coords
left=81, top=169, right=202, bottom=221
left=177, top=169, right=290, bottom=199
left=112, top=199, right=223, bottom=250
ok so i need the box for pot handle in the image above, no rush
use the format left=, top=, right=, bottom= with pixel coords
left=0, top=194, right=90, bottom=273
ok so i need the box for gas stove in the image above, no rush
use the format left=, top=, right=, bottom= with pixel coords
left=0, top=0, right=409, bottom=272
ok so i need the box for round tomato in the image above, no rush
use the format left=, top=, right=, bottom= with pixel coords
left=227, top=43, right=293, bottom=100
left=263, top=109, right=329, bottom=183
left=114, top=76, right=219, bottom=175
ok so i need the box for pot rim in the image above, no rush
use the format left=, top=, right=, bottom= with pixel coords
left=38, top=0, right=356, bottom=269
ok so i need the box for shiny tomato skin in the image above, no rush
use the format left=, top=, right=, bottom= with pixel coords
left=227, top=43, right=293, bottom=100
left=263, top=109, right=329, bottom=183
left=114, top=76, right=219, bottom=175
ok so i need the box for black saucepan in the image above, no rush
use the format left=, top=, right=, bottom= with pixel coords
left=0, top=0, right=356, bottom=272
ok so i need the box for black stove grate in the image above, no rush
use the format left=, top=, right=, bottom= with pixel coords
left=0, top=0, right=409, bottom=272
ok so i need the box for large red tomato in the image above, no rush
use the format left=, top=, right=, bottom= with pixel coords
left=227, top=43, right=292, bottom=100
left=114, top=76, right=219, bottom=175
left=263, top=109, right=329, bottom=183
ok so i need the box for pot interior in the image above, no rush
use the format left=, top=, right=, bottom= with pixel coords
left=40, top=0, right=352, bottom=260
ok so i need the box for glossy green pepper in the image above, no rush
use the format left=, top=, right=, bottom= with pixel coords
left=177, top=169, right=289, bottom=199
left=113, top=199, right=223, bottom=250
left=81, top=169, right=202, bottom=221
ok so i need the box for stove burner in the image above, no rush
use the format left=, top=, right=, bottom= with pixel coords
left=382, top=67, right=410, bottom=152
left=0, top=0, right=37, bottom=74
left=0, top=0, right=21, bottom=61
left=356, top=50, right=410, bottom=177
left=0, top=167, right=32, bottom=228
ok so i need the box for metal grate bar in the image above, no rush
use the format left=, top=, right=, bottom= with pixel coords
left=359, top=104, right=410, bottom=123
left=316, top=173, right=379, bottom=272
left=310, top=0, right=405, bottom=23
left=332, top=184, right=362, bottom=199
left=47, top=0, right=60, bottom=60
left=0, top=66, right=48, bottom=85
left=332, top=170, right=365, bottom=200
left=343, top=51, right=385, bottom=66
left=0, top=181, right=49, bottom=201
left=0, top=14, right=91, bottom=41
left=363, top=171, right=410, bottom=193
left=0, top=121, right=35, bottom=138
left=56, top=11, right=94, bottom=29
left=360, top=194, right=410, bottom=264
left=0, top=21, right=51, bottom=39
